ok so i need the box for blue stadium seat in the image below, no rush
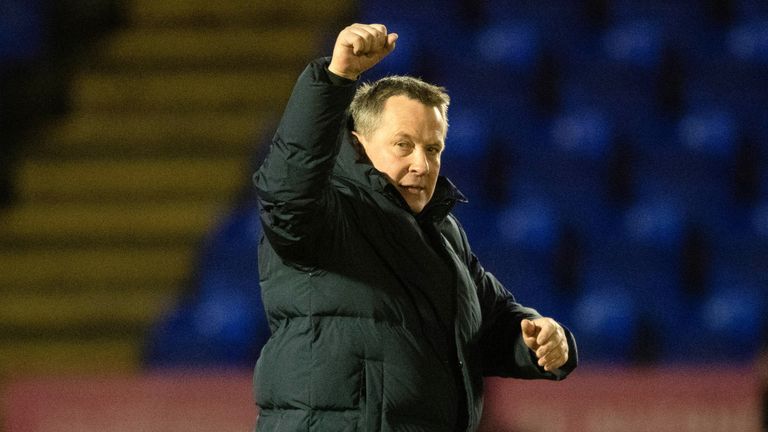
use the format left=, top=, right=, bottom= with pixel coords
left=583, top=237, right=688, bottom=364
left=439, top=105, right=495, bottom=197
left=711, top=228, right=768, bottom=288
left=496, top=196, right=559, bottom=254
left=570, top=280, right=640, bottom=364
left=727, top=20, right=768, bottom=64
left=560, top=61, right=661, bottom=129
left=549, top=108, right=613, bottom=159
left=677, top=108, right=738, bottom=156
left=0, top=0, right=44, bottom=64
left=692, top=276, right=766, bottom=361
left=502, top=108, right=621, bottom=245
left=431, top=29, right=537, bottom=113
left=609, top=0, right=705, bottom=37
left=474, top=21, right=541, bottom=72
left=602, top=20, right=665, bottom=69
left=699, top=233, right=768, bottom=360
left=622, top=198, right=686, bottom=250
left=684, top=62, right=768, bottom=123
left=483, top=0, right=586, bottom=41
left=144, top=204, right=270, bottom=368
left=545, top=111, right=614, bottom=216
left=754, top=108, right=768, bottom=146
left=633, top=113, right=737, bottom=229
left=461, top=202, right=566, bottom=319
left=753, top=201, right=768, bottom=239
left=483, top=243, right=563, bottom=320
left=444, top=106, right=493, bottom=161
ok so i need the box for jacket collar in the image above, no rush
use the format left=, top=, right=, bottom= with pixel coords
left=333, top=129, right=468, bottom=221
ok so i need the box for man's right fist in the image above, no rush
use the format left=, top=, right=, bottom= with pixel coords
left=328, top=23, right=398, bottom=80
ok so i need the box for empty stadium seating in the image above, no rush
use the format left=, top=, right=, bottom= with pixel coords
left=3, top=0, right=766, bottom=370
left=362, top=0, right=767, bottom=364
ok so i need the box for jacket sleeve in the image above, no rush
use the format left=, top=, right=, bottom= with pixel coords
left=449, top=216, right=578, bottom=380
left=475, top=261, right=578, bottom=380
left=253, top=57, right=357, bottom=264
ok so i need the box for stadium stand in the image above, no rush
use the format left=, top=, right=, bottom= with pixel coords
left=356, top=0, right=767, bottom=365
left=1, top=0, right=765, bottom=374
left=0, top=1, right=352, bottom=376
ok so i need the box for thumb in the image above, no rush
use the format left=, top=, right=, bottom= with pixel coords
left=521, top=319, right=541, bottom=350
left=385, top=33, right=398, bottom=52
left=521, top=319, right=537, bottom=337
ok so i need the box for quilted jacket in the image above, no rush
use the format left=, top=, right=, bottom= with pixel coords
left=252, top=57, right=577, bottom=432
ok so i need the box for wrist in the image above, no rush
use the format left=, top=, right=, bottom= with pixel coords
left=328, top=63, right=359, bottom=81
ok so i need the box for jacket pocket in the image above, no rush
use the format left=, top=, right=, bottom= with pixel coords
left=359, top=359, right=384, bottom=432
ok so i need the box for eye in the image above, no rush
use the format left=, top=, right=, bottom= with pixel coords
left=426, top=145, right=442, bottom=155
left=395, top=141, right=414, bottom=153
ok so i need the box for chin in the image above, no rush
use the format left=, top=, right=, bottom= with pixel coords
left=408, top=202, right=427, bottom=214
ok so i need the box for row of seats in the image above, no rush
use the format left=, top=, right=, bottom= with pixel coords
left=359, top=0, right=768, bottom=364
left=454, top=201, right=767, bottom=363
left=146, top=0, right=767, bottom=367
left=145, top=187, right=766, bottom=366
left=144, top=201, right=269, bottom=368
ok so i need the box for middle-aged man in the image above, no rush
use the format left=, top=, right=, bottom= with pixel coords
left=253, top=23, right=578, bottom=432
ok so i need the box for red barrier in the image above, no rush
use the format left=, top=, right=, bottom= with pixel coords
left=2, top=367, right=762, bottom=431
left=479, top=366, right=762, bottom=432
left=3, top=371, right=257, bottom=432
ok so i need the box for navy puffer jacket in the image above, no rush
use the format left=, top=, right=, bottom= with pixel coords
left=253, top=57, right=577, bottom=432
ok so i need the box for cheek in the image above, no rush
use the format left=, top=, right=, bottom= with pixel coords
left=370, top=151, right=406, bottom=179
left=430, top=157, right=441, bottom=176
left=388, top=161, right=412, bottom=180
left=380, top=152, right=408, bottom=175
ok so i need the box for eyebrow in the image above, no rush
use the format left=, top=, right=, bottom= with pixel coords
left=393, top=132, right=445, bottom=149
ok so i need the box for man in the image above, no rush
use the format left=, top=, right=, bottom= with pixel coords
left=253, top=23, right=577, bottom=432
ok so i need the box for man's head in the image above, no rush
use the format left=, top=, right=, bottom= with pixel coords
left=349, top=76, right=450, bottom=214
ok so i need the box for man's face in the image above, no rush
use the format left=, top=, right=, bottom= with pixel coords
left=354, top=95, right=446, bottom=214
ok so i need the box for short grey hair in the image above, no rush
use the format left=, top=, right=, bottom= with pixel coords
left=349, top=75, right=450, bottom=138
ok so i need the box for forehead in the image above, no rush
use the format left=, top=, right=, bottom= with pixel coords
left=378, top=95, right=446, bottom=138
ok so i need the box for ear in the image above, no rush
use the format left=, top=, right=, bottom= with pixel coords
left=350, top=131, right=371, bottom=162
left=351, top=131, right=366, bottom=146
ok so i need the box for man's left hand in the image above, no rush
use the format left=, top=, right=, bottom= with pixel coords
left=521, top=318, right=569, bottom=372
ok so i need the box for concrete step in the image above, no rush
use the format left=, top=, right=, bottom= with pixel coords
left=0, top=339, right=140, bottom=374
left=0, top=288, right=176, bottom=329
left=32, top=111, right=269, bottom=158
left=127, top=0, right=352, bottom=26
left=70, top=69, right=295, bottom=111
left=0, top=0, right=351, bottom=378
left=0, top=247, right=192, bottom=287
left=0, top=201, right=227, bottom=246
left=16, top=157, right=248, bottom=203
left=97, top=27, right=319, bottom=69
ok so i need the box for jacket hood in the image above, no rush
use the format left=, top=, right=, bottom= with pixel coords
left=332, top=124, right=468, bottom=221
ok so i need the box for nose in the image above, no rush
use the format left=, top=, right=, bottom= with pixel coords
left=409, top=149, right=429, bottom=175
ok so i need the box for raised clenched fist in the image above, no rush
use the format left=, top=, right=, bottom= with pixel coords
left=328, top=23, right=398, bottom=80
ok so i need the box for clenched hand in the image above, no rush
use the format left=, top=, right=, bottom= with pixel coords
left=328, top=23, right=398, bottom=80
left=521, top=318, right=569, bottom=372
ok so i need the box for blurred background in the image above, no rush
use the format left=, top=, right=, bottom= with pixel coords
left=0, top=0, right=766, bottom=431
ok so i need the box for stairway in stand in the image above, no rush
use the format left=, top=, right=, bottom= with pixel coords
left=0, top=0, right=351, bottom=375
